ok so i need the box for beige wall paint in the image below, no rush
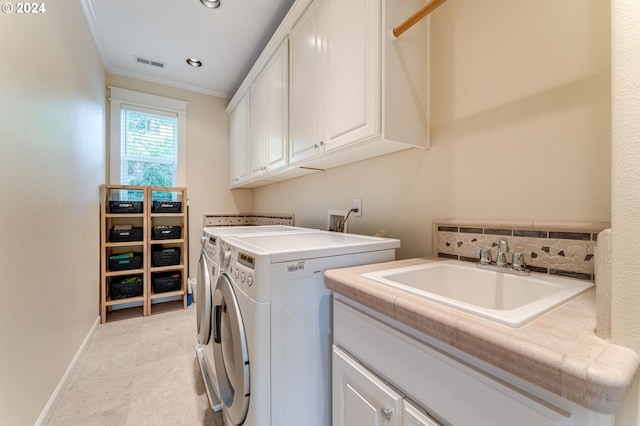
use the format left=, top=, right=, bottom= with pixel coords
left=0, top=2, right=106, bottom=424
left=105, top=74, right=252, bottom=277
left=611, top=1, right=640, bottom=424
left=254, top=0, right=611, bottom=260
left=0, top=0, right=621, bottom=423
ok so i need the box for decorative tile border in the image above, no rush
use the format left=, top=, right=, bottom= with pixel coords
left=433, top=220, right=610, bottom=281
left=203, top=213, right=295, bottom=227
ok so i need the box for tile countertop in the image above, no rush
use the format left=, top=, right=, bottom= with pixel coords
left=324, top=257, right=640, bottom=415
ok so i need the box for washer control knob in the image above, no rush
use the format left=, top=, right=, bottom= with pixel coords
left=241, top=272, right=246, bottom=282
left=235, top=269, right=240, bottom=279
left=247, top=275, right=253, bottom=286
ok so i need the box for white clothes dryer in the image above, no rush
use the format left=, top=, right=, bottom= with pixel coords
left=196, top=225, right=318, bottom=411
left=211, top=231, right=400, bottom=426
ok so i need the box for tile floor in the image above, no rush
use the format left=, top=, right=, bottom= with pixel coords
left=47, top=303, right=224, bottom=426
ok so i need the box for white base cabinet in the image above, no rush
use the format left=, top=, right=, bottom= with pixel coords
left=403, top=402, right=440, bottom=426
left=333, top=296, right=614, bottom=426
left=333, top=346, right=439, bottom=426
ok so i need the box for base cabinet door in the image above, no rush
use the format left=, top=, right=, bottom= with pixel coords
left=403, top=401, right=440, bottom=426
left=333, top=346, right=404, bottom=426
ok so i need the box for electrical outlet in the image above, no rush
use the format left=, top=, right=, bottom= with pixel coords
left=353, top=198, right=362, bottom=217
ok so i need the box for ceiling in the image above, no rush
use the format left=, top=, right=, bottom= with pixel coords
left=81, top=0, right=295, bottom=99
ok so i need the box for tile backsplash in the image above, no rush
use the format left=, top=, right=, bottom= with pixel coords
left=433, top=220, right=610, bottom=281
left=203, top=213, right=295, bottom=227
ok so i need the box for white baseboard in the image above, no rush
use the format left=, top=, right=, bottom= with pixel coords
left=34, top=316, right=100, bottom=426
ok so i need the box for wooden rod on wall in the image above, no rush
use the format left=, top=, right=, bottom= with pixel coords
left=392, top=0, right=448, bottom=39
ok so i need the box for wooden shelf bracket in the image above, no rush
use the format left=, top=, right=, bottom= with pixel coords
left=391, top=0, right=448, bottom=40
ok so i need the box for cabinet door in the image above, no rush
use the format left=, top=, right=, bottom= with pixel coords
left=323, top=0, right=380, bottom=151
left=265, top=40, right=288, bottom=172
left=250, top=70, right=267, bottom=178
left=403, top=401, right=440, bottom=426
left=229, top=90, right=250, bottom=185
left=289, top=1, right=323, bottom=164
left=333, top=346, right=403, bottom=426
left=250, top=40, right=289, bottom=178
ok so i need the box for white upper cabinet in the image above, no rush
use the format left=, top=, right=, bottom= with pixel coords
left=227, top=0, right=430, bottom=188
left=323, top=0, right=379, bottom=152
left=250, top=39, right=289, bottom=178
left=289, top=1, right=324, bottom=164
left=229, top=90, right=250, bottom=186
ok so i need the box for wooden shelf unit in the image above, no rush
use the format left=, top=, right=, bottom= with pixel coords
left=147, top=186, right=188, bottom=315
left=100, top=185, right=188, bottom=323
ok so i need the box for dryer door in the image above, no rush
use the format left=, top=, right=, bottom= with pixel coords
left=196, top=251, right=212, bottom=345
left=212, top=273, right=250, bottom=425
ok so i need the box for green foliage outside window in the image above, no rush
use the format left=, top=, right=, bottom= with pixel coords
left=121, top=108, right=177, bottom=195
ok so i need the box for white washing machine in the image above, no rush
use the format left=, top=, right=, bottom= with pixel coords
left=211, top=231, right=400, bottom=425
left=196, top=225, right=318, bottom=411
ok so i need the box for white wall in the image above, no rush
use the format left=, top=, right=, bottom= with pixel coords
left=0, top=2, right=106, bottom=424
left=611, top=1, right=640, bottom=424
left=254, top=0, right=611, bottom=260
left=105, top=74, right=253, bottom=278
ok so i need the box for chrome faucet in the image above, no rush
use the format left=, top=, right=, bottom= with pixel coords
left=477, top=237, right=530, bottom=276
left=496, top=237, right=509, bottom=267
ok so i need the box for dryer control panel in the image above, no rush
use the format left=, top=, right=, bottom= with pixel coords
left=238, top=252, right=255, bottom=269
left=230, top=251, right=254, bottom=286
left=202, top=235, right=217, bottom=260
left=220, top=242, right=256, bottom=293
left=218, top=240, right=272, bottom=303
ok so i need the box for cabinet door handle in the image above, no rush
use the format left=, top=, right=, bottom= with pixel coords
left=380, top=408, right=393, bottom=421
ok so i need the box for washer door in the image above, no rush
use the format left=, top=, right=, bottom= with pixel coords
left=212, top=274, right=250, bottom=425
left=196, top=251, right=212, bottom=345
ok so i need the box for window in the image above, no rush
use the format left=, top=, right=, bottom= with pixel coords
left=120, top=106, right=177, bottom=187
left=109, top=87, right=187, bottom=190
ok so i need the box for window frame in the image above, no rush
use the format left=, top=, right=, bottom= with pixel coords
left=108, top=86, right=188, bottom=187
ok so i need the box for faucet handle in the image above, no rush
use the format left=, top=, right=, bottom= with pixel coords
left=498, top=237, right=509, bottom=253
left=479, top=249, right=492, bottom=265
left=512, top=252, right=526, bottom=270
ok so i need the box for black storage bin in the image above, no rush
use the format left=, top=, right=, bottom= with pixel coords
left=109, top=252, right=142, bottom=271
left=152, top=226, right=181, bottom=240
left=152, top=271, right=182, bottom=293
left=108, top=201, right=143, bottom=214
left=109, top=276, right=143, bottom=299
left=109, top=227, right=143, bottom=242
left=151, top=201, right=182, bottom=213
left=152, top=247, right=181, bottom=267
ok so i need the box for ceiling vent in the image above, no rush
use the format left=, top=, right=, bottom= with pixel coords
left=134, top=56, right=165, bottom=69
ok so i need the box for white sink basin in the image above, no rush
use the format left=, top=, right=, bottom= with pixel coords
left=362, top=260, right=593, bottom=327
